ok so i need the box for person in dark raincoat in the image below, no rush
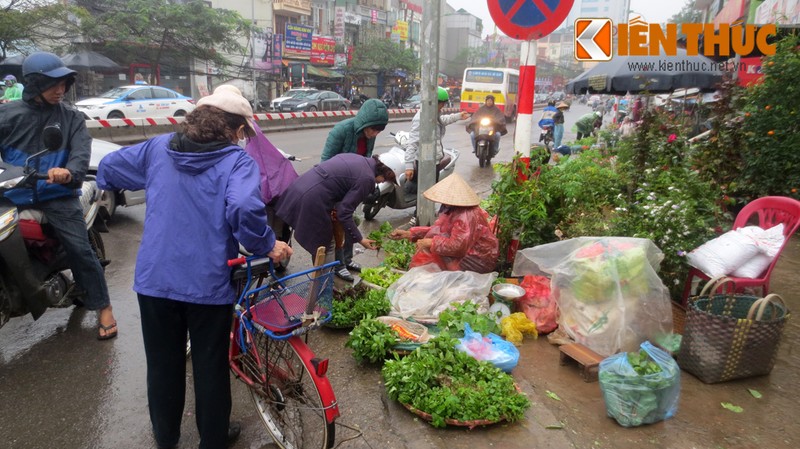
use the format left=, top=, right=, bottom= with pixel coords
left=389, top=173, right=499, bottom=274
left=319, top=98, right=389, bottom=280
left=275, top=153, right=396, bottom=260
left=466, top=94, right=507, bottom=157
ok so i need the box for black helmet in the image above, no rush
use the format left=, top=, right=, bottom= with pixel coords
left=22, top=52, right=76, bottom=79
left=547, top=100, right=555, bottom=106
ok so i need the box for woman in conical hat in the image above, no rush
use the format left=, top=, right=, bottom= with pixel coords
left=389, top=173, right=499, bottom=273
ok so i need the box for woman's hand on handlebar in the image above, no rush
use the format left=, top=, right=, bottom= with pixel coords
left=405, top=169, right=414, bottom=181
left=360, top=238, right=377, bottom=250
left=267, top=241, right=293, bottom=263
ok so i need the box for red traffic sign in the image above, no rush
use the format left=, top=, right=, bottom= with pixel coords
left=488, top=0, right=574, bottom=40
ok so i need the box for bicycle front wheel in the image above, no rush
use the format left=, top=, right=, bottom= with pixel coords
left=249, top=333, right=336, bottom=449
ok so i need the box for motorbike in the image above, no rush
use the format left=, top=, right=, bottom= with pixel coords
left=0, top=125, right=107, bottom=329
left=539, top=125, right=554, bottom=151
left=472, top=117, right=498, bottom=168
left=362, top=131, right=459, bottom=221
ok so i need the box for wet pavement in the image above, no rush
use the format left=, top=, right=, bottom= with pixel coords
left=1, top=111, right=799, bottom=448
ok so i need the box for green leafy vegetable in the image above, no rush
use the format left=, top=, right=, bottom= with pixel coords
left=360, top=266, right=402, bottom=288
left=748, top=389, right=762, bottom=399
left=345, top=318, right=397, bottom=364
left=367, top=221, right=415, bottom=270
left=627, top=349, right=663, bottom=376
left=545, top=390, right=562, bottom=401
left=721, top=402, right=744, bottom=413
left=382, top=337, right=530, bottom=427
left=437, top=301, right=501, bottom=337
left=329, top=285, right=391, bottom=328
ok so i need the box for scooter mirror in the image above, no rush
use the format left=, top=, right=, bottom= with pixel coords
left=42, top=125, right=63, bottom=152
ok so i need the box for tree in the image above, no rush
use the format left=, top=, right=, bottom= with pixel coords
left=668, top=0, right=702, bottom=24
left=0, top=0, right=88, bottom=59
left=75, top=0, right=252, bottom=80
left=346, top=38, right=419, bottom=76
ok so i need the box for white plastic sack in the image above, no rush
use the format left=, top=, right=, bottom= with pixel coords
left=731, top=224, right=785, bottom=278
left=387, top=264, right=496, bottom=324
left=512, top=237, right=672, bottom=357
left=686, top=229, right=761, bottom=278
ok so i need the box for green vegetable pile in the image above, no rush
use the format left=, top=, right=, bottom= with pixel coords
left=437, top=301, right=501, bottom=337
left=368, top=221, right=415, bottom=270
left=360, top=266, right=402, bottom=288
left=345, top=318, right=398, bottom=363
left=382, top=337, right=531, bottom=428
left=329, top=285, right=391, bottom=328
left=627, top=349, right=663, bottom=376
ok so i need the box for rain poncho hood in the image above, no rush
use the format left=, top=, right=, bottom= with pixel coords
left=320, top=99, right=388, bottom=161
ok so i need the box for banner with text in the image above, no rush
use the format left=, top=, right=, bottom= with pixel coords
left=284, top=23, right=313, bottom=59
left=311, top=36, right=336, bottom=65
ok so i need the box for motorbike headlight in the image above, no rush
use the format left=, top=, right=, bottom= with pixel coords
left=0, top=175, right=24, bottom=189
left=480, top=118, right=491, bottom=126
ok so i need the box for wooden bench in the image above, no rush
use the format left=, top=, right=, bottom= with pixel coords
left=559, top=343, right=605, bottom=382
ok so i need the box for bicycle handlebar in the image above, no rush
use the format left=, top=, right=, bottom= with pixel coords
left=227, top=256, right=247, bottom=267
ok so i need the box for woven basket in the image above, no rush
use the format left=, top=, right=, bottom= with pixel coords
left=678, top=277, right=790, bottom=383
left=671, top=301, right=686, bottom=335
left=399, top=383, right=523, bottom=429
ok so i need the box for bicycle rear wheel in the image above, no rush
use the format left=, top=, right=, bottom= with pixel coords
left=249, top=332, right=335, bottom=449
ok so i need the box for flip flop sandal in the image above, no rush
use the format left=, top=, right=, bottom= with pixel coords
left=98, top=321, right=118, bottom=341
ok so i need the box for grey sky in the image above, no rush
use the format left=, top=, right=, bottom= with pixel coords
left=446, top=0, right=684, bottom=37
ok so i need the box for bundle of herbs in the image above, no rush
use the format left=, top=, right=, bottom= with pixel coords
left=345, top=318, right=398, bottom=364
left=382, top=337, right=530, bottom=428
left=437, top=301, right=501, bottom=338
left=328, top=285, right=391, bottom=328
left=368, top=221, right=415, bottom=270
left=360, top=266, right=402, bottom=288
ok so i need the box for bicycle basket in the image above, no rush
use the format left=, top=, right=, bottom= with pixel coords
left=249, top=265, right=335, bottom=332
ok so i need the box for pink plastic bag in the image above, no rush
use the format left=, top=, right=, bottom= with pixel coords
left=517, top=275, right=559, bottom=334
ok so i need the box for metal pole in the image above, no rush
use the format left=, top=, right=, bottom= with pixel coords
left=515, top=40, right=537, bottom=155
left=417, top=0, right=441, bottom=226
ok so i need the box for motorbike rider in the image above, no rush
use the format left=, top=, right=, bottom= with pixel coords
left=466, top=95, right=507, bottom=157
left=403, top=86, right=468, bottom=184
left=537, top=100, right=558, bottom=144
left=320, top=98, right=389, bottom=281
left=0, top=74, right=23, bottom=103
left=0, top=52, right=117, bottom=340
left=403, top=87, right=468, bottom=225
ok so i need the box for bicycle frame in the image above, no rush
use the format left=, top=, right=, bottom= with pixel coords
left=228, top=256, right=341, bottom=427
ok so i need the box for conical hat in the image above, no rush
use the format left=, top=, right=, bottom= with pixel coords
left=422, top=173, right=481, bottom=207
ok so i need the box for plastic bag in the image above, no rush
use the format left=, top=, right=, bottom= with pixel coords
left=517, top=275, right=559, bottom=334
left=731, top=224, right=785, bottom=278
left=387, top=264, right=495, bottom=324
left=512, top=237, right=672, bottom=356
left=686, top=228, right=761, bottom=278
left=598, top=341, right=680, bottom=427
left=456, top=323, right=519, bottom=372
left=500, top=312, right=538, bottom=345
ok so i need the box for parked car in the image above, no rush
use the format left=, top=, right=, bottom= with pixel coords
left=270, top=88, right=318, bottom=111
left=89, top=139, right=145, bottom=219
left=399, top=93, right=422, bottom=109
left=278, top=90, right=351, bottom=112
left=76, top=85, right=195, bottom=120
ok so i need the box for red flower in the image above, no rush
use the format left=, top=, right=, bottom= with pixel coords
left=667, top=134, right=677, bottom=143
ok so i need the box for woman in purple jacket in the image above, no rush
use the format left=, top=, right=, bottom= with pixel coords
left=97, top=90, right=291, bottom=449
left=275, top=153, right=395, bottom=260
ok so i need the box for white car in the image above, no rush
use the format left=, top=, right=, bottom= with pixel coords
left=270, top=88, right=318, bottom=111
left=89, top=139, right=145, bottom=218
left=77, top=85, right=196, bottom=120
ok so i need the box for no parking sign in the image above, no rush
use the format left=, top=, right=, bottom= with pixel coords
left=488, top=0, right=573, bottom=40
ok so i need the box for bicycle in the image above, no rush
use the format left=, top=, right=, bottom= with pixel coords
left=227, top=250, right=340, bottom=449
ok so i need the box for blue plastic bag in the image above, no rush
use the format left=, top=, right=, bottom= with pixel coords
left=598, top=341, right=680, bottom=427
left=455, top=323, right=520, bottom=372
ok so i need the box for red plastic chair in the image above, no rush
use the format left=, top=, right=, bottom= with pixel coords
left=681, top=196, right=800, bottom=306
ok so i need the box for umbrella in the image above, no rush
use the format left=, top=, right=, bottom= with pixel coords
left=60, top=51, right=121, bottom=69
left=566, top=48, right=724, bottom=95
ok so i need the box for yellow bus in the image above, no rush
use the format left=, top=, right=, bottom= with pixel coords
left=460, top=67, right=519, bottom=120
